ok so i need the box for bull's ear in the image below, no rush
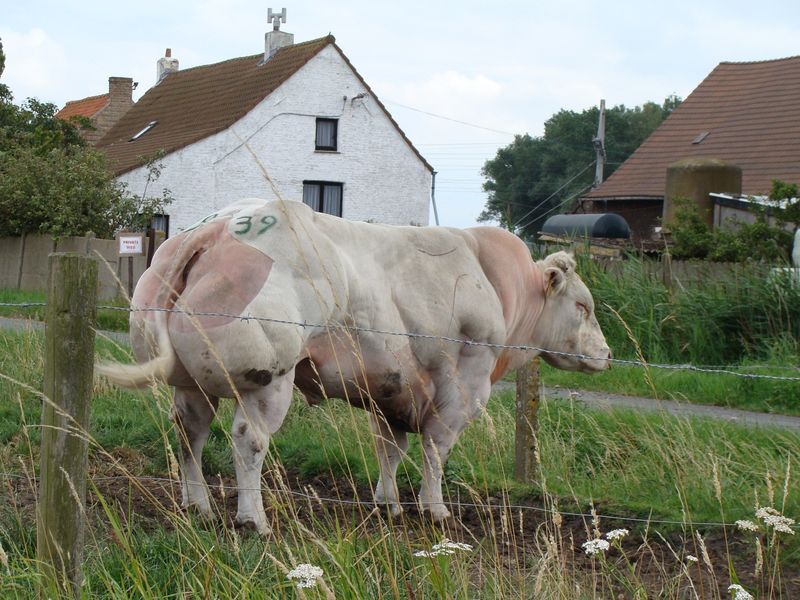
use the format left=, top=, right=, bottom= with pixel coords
left=544, top=266, right=567, bottom=295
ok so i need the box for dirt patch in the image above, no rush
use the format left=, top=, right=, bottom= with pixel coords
left=4, top=448, right=799, bottom=597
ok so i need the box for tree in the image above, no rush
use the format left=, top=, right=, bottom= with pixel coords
left=480, top=96, right=681, bottom=238
left=0, top=45, right=171, bottom=238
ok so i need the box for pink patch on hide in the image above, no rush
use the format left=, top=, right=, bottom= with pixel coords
left=171, top=232, right=273, bottom=332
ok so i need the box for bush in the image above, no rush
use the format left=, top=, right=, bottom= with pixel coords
left=669, top=182, right=799, bottom=263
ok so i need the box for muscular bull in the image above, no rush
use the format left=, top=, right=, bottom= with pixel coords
left=97, top=199, right=611, bottom=535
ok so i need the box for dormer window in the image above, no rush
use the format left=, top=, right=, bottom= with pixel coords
left=315, top=118, right=338, bottom=151
left=130, top=121, right=158, bottom=141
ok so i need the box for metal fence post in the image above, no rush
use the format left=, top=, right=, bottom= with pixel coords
left=514, top=357, right=541, bottom=482
left=37, top=253, right=97, bottom=598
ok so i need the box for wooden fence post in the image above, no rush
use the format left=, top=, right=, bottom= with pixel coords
left=514, top=356, right=541, bottom=482
left=37, top=253, right=97, bottom=598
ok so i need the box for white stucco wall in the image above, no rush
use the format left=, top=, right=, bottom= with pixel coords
left=117, top=45, right=432, bottom=234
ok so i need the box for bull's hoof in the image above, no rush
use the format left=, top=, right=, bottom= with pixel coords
left=422, top=503, right=452, bottom=523
left=181, top=502, right=214, bottom=520
left=234, top=516, right=271, bottom=537
left=375, top=501, right=404, bottom=518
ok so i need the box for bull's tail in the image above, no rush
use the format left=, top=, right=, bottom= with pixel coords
left=96, top=309, right=176, bottom=388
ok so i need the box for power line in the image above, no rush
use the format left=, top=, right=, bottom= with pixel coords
left=511, top=161, right=596, bottom=231
left=385, top=100, right=517, bottom=136
left=520, top=183, right=594, bottom=231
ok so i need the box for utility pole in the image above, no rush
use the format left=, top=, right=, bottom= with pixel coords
left=592, top=99, right=606, bottom=189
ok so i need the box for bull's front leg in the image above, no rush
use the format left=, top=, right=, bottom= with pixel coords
left=231, top=370, right=294, bottom=536
left=420, top=348, right=494, bottom=521
left=419, top=422, right=460, bottom=521
left=173, top=387, right=219, bottom=517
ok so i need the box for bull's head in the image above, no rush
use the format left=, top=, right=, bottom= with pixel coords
left=534, top=251, right=611, bottom=373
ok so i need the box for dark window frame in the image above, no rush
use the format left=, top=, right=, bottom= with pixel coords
left=151, top=213, right=170, bottom=238
left=302, top=181, right=343, bottom=217
left=315, top=118, right=338, bottom=151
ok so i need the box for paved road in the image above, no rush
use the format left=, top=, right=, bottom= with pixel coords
left=3, top=316, right=800, bottom=431
left=492, top=380, right=800, bottom=431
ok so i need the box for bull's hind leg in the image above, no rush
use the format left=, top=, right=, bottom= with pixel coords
left=369, top=413, right=409, bottom=517
left=173, top=386, right=219, bottom=517
left=231, top=369, right=295, bottom=536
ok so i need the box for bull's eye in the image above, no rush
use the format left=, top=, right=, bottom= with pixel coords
left=576, top=302, right=589, bottom=318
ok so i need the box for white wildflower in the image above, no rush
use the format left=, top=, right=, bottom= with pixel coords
left=581, top=539, right=610, bottom=556
left=755, top=506, right=796, bottom=535
left=728, top=583, right=754, bottom=600
left=434, top=539, right=473, bottom=553
left=735, top=520, right=759, bottom=533
left=685, top=555, right=698, bottom=563
left=605, top=528, right=629, bottom=541
left=286, top=563, right=324, bottom=589
left=414, top=538, right=473, bottom=558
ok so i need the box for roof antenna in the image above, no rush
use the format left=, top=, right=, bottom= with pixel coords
left=267, top=8, right=286, bottom=31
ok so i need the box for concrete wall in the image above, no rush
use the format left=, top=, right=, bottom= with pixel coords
left=0, top=234, right=146, bottom=300
left=116, top=45, right=433, bottom=234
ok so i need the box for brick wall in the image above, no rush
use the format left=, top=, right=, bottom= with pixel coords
left=115, top=46, right=432, bottom=232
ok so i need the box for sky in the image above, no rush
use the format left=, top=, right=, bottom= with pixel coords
left=3, top=0, right=800, bottom=228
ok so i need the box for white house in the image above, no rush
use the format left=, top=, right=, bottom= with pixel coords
left=96, top=20, right=434, bottom=235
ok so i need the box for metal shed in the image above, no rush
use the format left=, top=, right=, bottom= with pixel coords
left=541, top=213, right=631, bottom=239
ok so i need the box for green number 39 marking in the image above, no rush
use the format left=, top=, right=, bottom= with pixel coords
left=233, top=214, right=277, bottom=236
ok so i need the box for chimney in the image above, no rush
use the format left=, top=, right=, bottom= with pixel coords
left=108, top=77, right=134, bottom=105
left=264, top=8, right=293, bottom=62
left=157, top=48, right=179, bottom=83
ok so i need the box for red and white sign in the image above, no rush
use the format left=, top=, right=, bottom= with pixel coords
left=117, top=233, right=145, bottom=256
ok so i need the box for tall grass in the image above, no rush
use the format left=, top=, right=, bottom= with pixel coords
left=1, top=328, right=798, bottom=598
left=574, top=254, right=800, bottom=366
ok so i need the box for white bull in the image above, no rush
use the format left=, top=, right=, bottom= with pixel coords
left=98, top=199, right=611, bottom=535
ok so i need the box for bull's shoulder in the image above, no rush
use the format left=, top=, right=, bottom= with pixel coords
left=461, top=227, right=537, bottom=283
left=460, top=227, right=544, bottom=333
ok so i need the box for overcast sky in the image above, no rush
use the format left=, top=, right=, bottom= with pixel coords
left=3, top=0, right=800, bottom=228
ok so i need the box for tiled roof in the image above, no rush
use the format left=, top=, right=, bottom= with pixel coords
left=586, top=55, right=800, bottom=200
left=55, top=93, right=109, bottom=119
left=96, top=35, right=432, bottom=175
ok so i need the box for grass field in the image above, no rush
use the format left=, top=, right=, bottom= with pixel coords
left=3, top=286, right=800, bottom=416
left=1, top=328, right=798, bottom=598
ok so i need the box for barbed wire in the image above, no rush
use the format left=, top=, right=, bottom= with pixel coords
left=4, top=471, right=794, bottom=530
left=2, top=301, right=800, bottom=382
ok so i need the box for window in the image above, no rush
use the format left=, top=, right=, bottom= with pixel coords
left=130, top=121, right=157, bottom=141
left=315, top=118, right=338, bottom=151
left=151, top=214, right=170, bottom=237
left=303, top=182, right=343, bottom=217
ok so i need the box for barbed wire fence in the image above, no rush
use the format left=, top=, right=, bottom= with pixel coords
left=2, top=301, right=800, bottom=381
left=3, top=470, right=796, bottom=530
